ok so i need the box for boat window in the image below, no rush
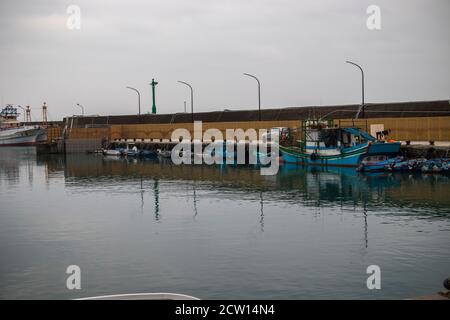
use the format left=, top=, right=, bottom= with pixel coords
left=319, top=129, right=339, bottom=148
left=341, top=133, right=350, bottom=148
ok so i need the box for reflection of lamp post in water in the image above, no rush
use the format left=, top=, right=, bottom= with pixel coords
left=140, top=176, right=144, bottom=211
left=259, top=191, right=264, bottom=232
left=193, top=184, right=198, bottom=218
left=154, top=179, right=160, bottom=221
left=363, top=203, right=368, bottom=249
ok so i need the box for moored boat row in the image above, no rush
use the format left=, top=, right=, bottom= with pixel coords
left=102, top=143, right=158, bottom=159
left=358, top=156, right=450, bottom=173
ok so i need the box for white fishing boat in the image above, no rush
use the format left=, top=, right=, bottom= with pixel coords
left=157, top=149, right=172, bottom=158
left=0, top=105, right=46, bottom=146
left=102, top=148, right=123, bottom=156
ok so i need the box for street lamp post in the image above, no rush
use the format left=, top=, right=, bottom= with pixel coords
left=126, top=86, right=141, bottom=115
left=243, top=73, right=261, bottom=121
left=178, top=81, right=194, bottom=122
left=76, top=103, right=84, bottom=116
left=345, top=60, right=365, bottom=119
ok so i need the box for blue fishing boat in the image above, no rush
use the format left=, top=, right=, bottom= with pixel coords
left=123, top=143, right=158, bottom=159
left=421, top=159, right=449, bottom=173
left=386, top=158, right=425, bottom=172
left=358, top=156, right=404, bottom=172
left=358, top=156, right=450, bottom=174
left=140, top=149, right=158, bottom=159
left=279, top=120, right=401, bottom=167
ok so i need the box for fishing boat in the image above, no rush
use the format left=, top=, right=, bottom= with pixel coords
left=126, top=147, right=140, bottom=157
left=360, top=157, right=449, bottom=174
left=358, top=156, right=404, bottom=172
left=140, top=149, right=158, bottom=159
left=279, top=120, right=401, bottom=167
left=157, top=149, right=172, bottom=158
left=0, top=105, right=47, bottom=146
left=123, top=143, right=158, bottom=159
left=385, top=158, right=425, bottom=172
left=103, top=149, right=123, bottom=156
left=421, top=159, right=449, bottom=173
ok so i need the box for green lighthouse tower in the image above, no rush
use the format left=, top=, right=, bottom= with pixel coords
left=151, top=78, right=158, bottom=114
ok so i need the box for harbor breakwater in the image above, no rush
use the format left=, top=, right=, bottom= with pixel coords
left=27, top=100, right=450, bottom=155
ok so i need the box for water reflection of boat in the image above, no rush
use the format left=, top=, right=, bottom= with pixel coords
left=281, top=163, right=362, bottom=178
left=45, top=153, right=450, bottom=212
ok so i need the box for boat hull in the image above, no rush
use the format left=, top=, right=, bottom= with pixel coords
left=367, top=142, right=401, bottom=155
left=0, top=127, right=46, bottom=146
left=103, top=149, right=122, bottom=156
left=358, top=157, right=403, bottom=172
left=281, top=141, right=402, bottom=167
left=280, top=145, right=367, bottom=167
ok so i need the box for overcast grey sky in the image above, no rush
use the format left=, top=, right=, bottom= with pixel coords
left=0, top=0, right=449, bottom=120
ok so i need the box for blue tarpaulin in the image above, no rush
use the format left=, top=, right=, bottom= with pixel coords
left=343, top=128, right=375, bottom=141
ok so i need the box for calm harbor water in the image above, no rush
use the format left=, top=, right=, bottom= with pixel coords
left=0, top=147, right=449, bottom=299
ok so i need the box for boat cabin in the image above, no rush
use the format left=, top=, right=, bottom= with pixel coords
left=0, top=105, right=21, bottom=128
left=304, top=126, right=375, bottom=155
